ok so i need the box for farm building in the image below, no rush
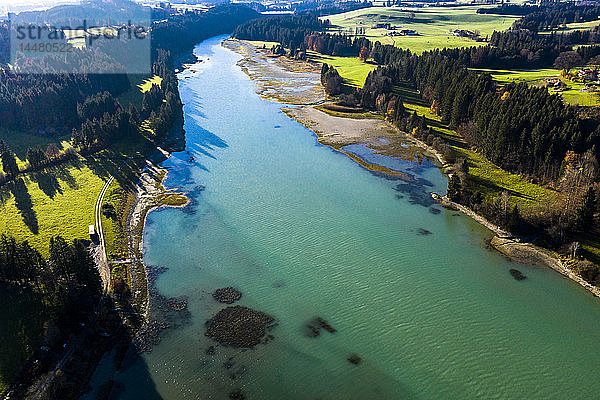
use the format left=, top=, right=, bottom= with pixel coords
left=451, top=29, right=478, bottom=38
left=578, top=69, right=598, bottom=81
left=372, top=23, right=391, bottom=29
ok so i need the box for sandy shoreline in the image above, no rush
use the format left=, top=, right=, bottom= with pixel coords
left=285, top=106, right=447, bottom=169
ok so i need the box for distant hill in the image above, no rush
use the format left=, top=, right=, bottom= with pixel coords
left=11, top=0, right=150, bottom=26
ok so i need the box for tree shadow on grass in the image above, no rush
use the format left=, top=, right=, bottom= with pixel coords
left=30, top=171, right=62, bottom=199
left=54, top=161, right=80, bottom=190
left=469, top=174, right=534, bottom=201
left=84, top=155, right=119, bottom=183
left=9, top=178, right=38, bottom=234
left=0, top=184, right=12, bottom=206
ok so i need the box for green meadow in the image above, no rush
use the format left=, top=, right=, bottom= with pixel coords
left=322, top=6, right=519, bottom=54
left=472, top=68, right=600, bottom=106
left=308, top=51, right=376, bottom=86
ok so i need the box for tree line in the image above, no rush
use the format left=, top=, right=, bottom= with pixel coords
left=153, top=4, right=261, bottom=57
left=233, top=14, right=328, bottom=54
left=357, top=45, right=599, bottom=179
left=512, top=4, right=600, bottom=32
left=479, top=3, right=600, bottom=32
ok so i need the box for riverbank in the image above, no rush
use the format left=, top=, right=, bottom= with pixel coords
left=126, top=162, right=189, bottom=315
left=285, top=106, right=444, bottom=178
left=228, top=39, right=600, bottom=300
left=222, top=38, right=325, bottom=105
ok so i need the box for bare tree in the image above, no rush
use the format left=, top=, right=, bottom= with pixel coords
left=553, top=51, right=583, bottom=72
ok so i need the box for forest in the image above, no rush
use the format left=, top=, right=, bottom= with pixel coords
left=233, top=14, right=327, bottom=53
left=152, top=4, right=260, bottom=57
left=0, top=235, right=102, bottom=386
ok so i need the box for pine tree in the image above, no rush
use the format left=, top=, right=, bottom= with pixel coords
left=507, top=204, right=522, bottom=233
left=1, top=146, right=19, bottom=176
left=576, top=187, right=596, bottom=231
left=447, top=175, right=462, bottom=202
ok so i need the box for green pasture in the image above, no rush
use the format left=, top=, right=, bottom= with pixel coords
left=308, top=51, right=376, bottom=87
left=472, top=68, right=600, bottom=106
left=322, top=6, right=519, bottom=54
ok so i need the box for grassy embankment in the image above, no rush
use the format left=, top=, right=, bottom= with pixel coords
left=0, top=73, right=170, bottom=393
left=322, top=6, right=518, bottom=54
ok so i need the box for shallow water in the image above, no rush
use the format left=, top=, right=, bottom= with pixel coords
left=107, top=36, right=600, bottom=399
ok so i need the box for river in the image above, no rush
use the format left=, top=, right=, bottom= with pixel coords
left=100, top=36, right=600, bottom=399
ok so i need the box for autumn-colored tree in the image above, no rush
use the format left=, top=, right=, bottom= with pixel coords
left=358, top=46, right=369, bottom=61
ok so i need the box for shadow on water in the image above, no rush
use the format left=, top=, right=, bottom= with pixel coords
left=9, top=178, right=38, bottom=234
left=186, top=123, right=228, bottom=155
left=164, top=123, right=228, bottom=186
left=104, top=352, right=166, bottom=400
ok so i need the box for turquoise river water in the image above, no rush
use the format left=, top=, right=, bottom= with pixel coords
left=102, top=36, right=600, bottom=399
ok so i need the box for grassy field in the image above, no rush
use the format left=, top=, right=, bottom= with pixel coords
left=539, top=18, right=600, bottom=35
left=101, top=177, right=137, bottom=261
left=322, top=6, right=519, bottom=54
left=472, top=68, right=600, bottom=106
left=0, top=72, right=155, bottom=257
left=0, top=153, right=137, bottom=257
left=307, top=51, right=376, bottom=86
left=388, top=80, right=557, bottom=210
